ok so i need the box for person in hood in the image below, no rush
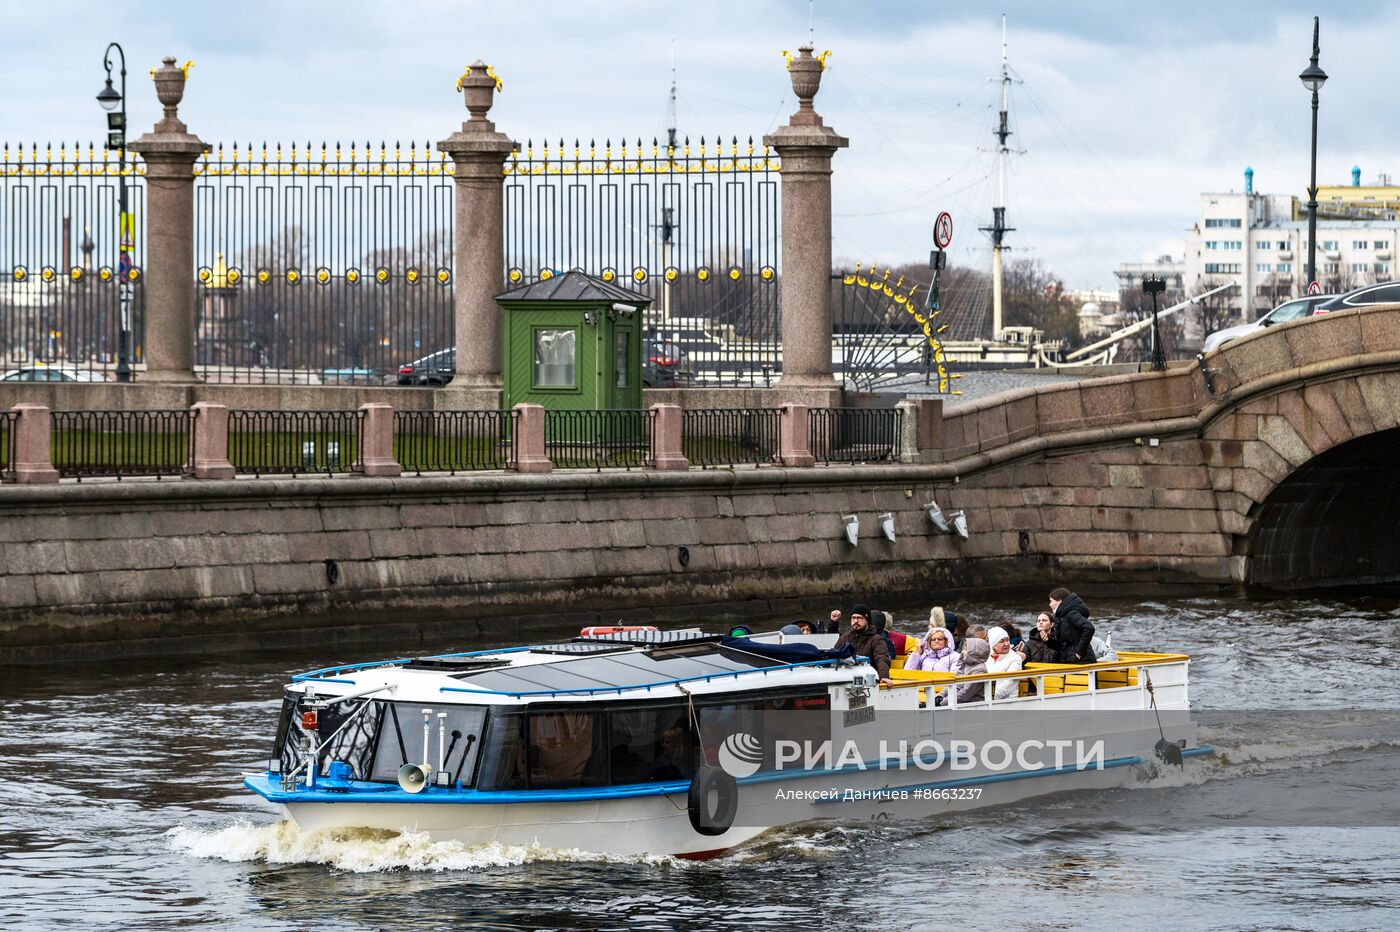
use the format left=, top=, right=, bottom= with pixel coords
left=985, top=626, right=1023, bottom=699
left=938, top=637, right=990, bottom=705
left=870, top=610, right=910, bottom=655
left=833, top=603, right=892, bottom=683
left=904, top=625, right=958, bottom=673
left=1048, top=588, right=1096, bottom=664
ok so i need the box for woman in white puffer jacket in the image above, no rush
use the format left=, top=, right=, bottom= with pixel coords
left=985, top=626, right=1023, bottom=699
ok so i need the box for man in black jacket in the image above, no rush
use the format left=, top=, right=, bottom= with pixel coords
left=1048, top=588, right=1096, bottom=664
left=831, top=603, right=892, bottom=683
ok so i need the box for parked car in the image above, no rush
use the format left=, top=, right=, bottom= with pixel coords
left=396, top=348, right=455, bottom=385
left=1201, top=295, right=1336, bottom=354
left=643, top=339, right=691, bottom=387
left=0, top=365, right=107, bottom=382
left=1314, top=280, right=1400, bottom=313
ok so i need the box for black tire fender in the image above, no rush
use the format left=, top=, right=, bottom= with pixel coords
left=687, top=764, right=738, bottom=836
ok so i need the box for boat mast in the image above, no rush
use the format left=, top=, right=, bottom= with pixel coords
left=980, top=14, right=1017, bottom=342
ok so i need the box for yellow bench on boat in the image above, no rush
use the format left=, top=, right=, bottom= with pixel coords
left=887, top=650, right=1187, bottom=698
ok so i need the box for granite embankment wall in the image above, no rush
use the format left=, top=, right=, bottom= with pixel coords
left=4, top=305, right=1400, bottom=661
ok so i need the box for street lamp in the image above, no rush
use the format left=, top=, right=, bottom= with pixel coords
left=1144, top=274, right=1166, bottom=372
left=1299, top=16, right=1327, bottom=293
left=97, top=42, right=132, bottom=382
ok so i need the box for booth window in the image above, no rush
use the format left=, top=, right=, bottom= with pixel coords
left=615, top=331, right=630, bottom=389
left=533, top=328, right=576, bottom=388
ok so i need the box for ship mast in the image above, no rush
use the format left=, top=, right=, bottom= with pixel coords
left=662, top=40, right=677, bottom=323
left=980, top=14, right=1018, bottom=342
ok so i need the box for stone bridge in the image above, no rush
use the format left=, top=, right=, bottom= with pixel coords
left=931, top=302, right=1400, bottom=591
left=2, top=305, right=1397, bottom=660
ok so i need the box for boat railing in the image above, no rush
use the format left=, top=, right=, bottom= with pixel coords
left=885, top=651, right=1190, bottom=710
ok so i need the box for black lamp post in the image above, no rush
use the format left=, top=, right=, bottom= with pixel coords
left=1299, top=16, right=1327, bottom=293
left=1144, top=274, right=1166, bottom=372
left=97, top=42, right=132, bottom=382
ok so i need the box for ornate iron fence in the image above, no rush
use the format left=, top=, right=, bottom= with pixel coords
left=227, top=409, right=363, bottom=476
left=681, top=408, right=782, bottom=468
left=808, top=407, right=902, bottom=464
left=505, top=138, right=780, bottom=386
left=0, top=143, right=147, bottom=378
left=394, top=409, right=514, bottom=473
left=193, top=142, right=454, bottom=385
left=544, top=408, right=650, bottom=470
left=0, top=409, right=14, bottom=480
left=834, top=268, right=952, bottom=392
left=50, top=408, right=191, bottom=479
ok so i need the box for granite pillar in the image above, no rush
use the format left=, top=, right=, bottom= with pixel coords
left=764, top=45, right=847, bottom=395
left=10, top=404, right=58, bottom=484
left=357, top=403, right=401, bottom=477
left=437, top=61, right=514, bottom=408
left=129, top=57, right=208, bottom=383
left=189, top=402, right=235, bottom=479
left=647, top=404, right=689, bottom=471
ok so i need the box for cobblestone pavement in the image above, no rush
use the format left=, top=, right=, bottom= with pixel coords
left=876, top=369, right=1085, bottom=407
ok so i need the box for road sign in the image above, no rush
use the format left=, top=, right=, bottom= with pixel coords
left=1307, top=280, right=1321, bottom=295
left=933, top=212, right=953, bottom=249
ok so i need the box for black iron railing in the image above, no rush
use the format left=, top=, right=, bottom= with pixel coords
left=808, top=408, right=902, bottom=465
left=228, top=410, right=363, bottom=476
left=545, top=409, right=650, bottom=471
left=394, top=410, right=514, bottom=474
left=0, top=410, right=15, bottom=480
left=50, top=409, right=192, bottom=480
left=682, top=408, right=782, bottom=468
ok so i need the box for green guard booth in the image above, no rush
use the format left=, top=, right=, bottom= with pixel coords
left=499, top=270, right=649, bottom=433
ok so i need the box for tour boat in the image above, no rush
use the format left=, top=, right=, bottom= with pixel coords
left=244, top=628, right=1209, bottom=859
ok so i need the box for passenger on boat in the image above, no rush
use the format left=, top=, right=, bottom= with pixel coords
left=795, top=620, right=816, bottom=635
left=871, top=611, right=911, bottom=656
left=985, top=626, right=1023, bottom=699
left=1048, top=588, right=1097, bottom=664
left=937, top=637, right=990, bottom=705
left=780, top=623, right=805, bottom=635
left=1019, top=613, right=1060, bottom=665
left=904, top=626, right=958, bottom=672
left=833, top=604, right=893, bottom=684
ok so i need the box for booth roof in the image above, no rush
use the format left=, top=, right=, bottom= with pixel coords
left=495, top=269, right=652, bottom=305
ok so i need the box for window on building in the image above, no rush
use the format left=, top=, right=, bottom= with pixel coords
left=533, top=328, right=578, bottom=389
left=1204, top=263, right=1241, bottom=274
left=615, top=331, right=630, bottom=389
left=1353, top=263, right=1370, bottom=273
left=1205, top=218, right=1242, bottom=228
left=1376, top=263, right=1391, bottom=275
left=1256, top=263, right=1272, bottom=273
left=1323, top=240, right=1339, bottom=251
left=1277, top=263, right=1292, bottom=273
left=1375, top=241, right=1388, bottom=250
left=1278, top=241, right=1289, bottom=250
left=1324, top=263, right=1340, bottom=274
left=1225, top=241, right=1242, bottom=250
left=1354, top=241, right=1370, bottom=250
left=1205, top=241, right=1219, bottom=250
left=1256, top=241, right=1273, bottom=250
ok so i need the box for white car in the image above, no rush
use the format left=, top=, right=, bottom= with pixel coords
left=0, top=365, right=108, bottom=382
left=1201, top=295, right=1335, bottom=354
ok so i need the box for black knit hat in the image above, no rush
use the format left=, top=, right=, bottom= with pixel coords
left=851, top=603, right=872, bottom=620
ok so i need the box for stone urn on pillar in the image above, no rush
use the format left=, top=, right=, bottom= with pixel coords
left=130, top=56, right=208, bottom=383
left=437, top=62, right=516, bottom=408
left=763, top=44, right=848, bottom=402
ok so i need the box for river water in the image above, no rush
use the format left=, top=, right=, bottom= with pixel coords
left=2, top=594, right=1399, bottom=931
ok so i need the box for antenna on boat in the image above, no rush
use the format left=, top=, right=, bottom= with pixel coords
left=436, top=712, right=449, bottom=787
left=979, top=12, right=1023, bottom=343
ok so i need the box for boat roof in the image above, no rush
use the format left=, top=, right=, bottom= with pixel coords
left=289, top=632, right=861, bottom=706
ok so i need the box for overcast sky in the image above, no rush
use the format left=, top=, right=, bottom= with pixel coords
left=3, top=1, right=1393, bottom=289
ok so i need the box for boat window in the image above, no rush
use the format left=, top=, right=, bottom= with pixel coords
left=528, top=710, right=608, bottom=789
left=696, top=690, right=833, bottom=774
left=610, top=704, right=692, bottom=784
left=317, top=698, right=382, bottom=779
left=367, top=702, right=487, bottom=786
left=477, top=712, right=528, bottom=791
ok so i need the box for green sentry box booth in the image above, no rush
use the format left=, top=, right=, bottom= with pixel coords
left=499, top=270, right=649, bottom=439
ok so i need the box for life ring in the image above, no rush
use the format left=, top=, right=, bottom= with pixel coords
left=687, top=764, right=738, bottom=836
left=579, top=625, right=658, bottom=637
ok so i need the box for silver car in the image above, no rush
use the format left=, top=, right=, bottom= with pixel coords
left=1202, top=295, right=1335, bottom=354
left=0, top=365, right=107, bottom=382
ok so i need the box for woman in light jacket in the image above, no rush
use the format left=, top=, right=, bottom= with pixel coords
left=904, top=626, right=958, bottom=673
left=985, top=626, right=1024, bottom=699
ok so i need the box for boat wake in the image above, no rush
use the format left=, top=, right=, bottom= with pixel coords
left=165, top=820, right=681, bottom=873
